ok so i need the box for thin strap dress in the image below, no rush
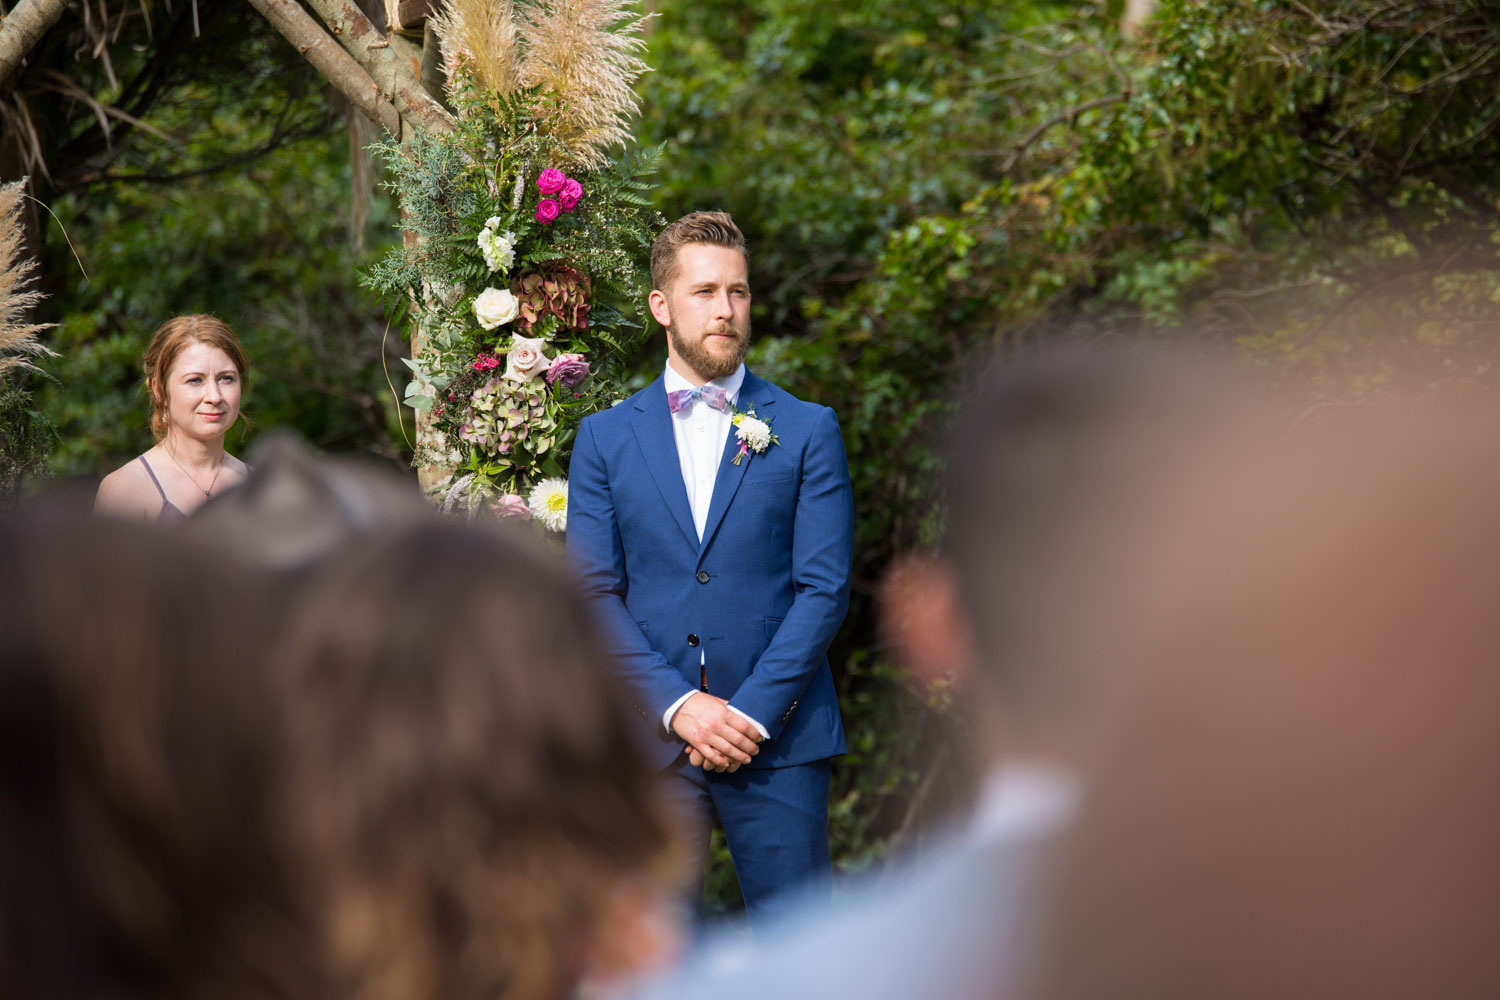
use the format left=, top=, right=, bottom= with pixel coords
left=138, top=456, right=188, bottom=524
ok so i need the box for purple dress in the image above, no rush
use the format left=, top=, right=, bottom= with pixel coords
left=137, top=456, right=187, bottom=524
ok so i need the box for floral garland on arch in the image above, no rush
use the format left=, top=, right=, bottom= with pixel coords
left=363, top=0, right=661, bottom=532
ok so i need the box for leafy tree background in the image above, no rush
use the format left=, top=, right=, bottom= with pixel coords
left=8, top=0, right=1500, bottom=909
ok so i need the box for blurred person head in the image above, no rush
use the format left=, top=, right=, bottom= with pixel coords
left=1039, top=401, right=1500, bottom=999
left=143, top=314, right=249, bottom=443
left=886, top=343, right=1265, bottom=768
left=0, top=511, right=322, bottom=1000
left=272, top=521, right=684, bottom=1000
left=185, top=432, right=432, bottom=576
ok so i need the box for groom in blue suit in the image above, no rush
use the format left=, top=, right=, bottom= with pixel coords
left=568, top=211, right=852, bottom=924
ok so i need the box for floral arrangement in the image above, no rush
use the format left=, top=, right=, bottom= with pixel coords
left=363, top=0, right=661, bottom=529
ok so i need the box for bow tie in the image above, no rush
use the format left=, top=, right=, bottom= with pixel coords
left=668, top=384, right=730, bottom=414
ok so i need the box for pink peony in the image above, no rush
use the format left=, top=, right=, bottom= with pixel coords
left=536, top=168, right=566, bottom=194
left=535, top=198, right=561, bottom=224
left=558, top=178, right=583, bottom=213
left=491, top=494, right=531, bottom=519
left=545, top=352, right=590, bottom=389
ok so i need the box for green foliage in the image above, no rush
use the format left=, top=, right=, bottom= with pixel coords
left=0, top=375, right=51, bottom=504
left=37, top=126, right=408, bottom=476
left=1021, top=0, right=1500, bottom=392
left=23, top=9, right=408, bottom=479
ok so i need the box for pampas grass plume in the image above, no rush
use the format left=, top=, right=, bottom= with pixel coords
left=431, top=0, right=523, bottom=101
left=432, top=0, right=652, bottom=170
left=0, top=179, right=55, bottom=377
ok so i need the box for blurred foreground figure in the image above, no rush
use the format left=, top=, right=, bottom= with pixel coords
left=635, top=345, right=1264, bottom=999
left=1039, top=402, right=1500, bottom=1000
left=185, top=432, right=432, bottom=574
left=271, top=521, right=687, bottom=1000
left=0, top=513, right=322, bottom=1000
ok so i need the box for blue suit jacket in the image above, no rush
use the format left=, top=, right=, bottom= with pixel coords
left=567, top=369, right=851, bottom=770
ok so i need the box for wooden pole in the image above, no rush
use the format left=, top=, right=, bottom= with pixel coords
left=0, top=0, right=69, bottom=86
left=246, top=0, right=402, bottom=135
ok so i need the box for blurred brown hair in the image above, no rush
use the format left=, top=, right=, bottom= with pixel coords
left=1039, top=403, right=1500, bottom=1000
left=0, top=511, right=322, bottom=1000
left=650, top=210, right=746, bottom=293
left=940, top=343, right=1262, bottom=746
left=143, top=314, right=249, bottom=440
left=272, top=522, right=681, bottom=1000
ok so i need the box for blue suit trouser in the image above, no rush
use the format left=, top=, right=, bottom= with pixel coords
left=666, top=754, right=833, bottom=930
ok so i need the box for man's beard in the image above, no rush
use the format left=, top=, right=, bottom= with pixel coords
left=667, top=310, right=751, bottom=382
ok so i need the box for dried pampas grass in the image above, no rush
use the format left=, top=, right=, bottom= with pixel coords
left=517, top=0, right=650, bottom=170
left=432, top=0, right=652, bottom=170
left=0, top=179, right=55, bottom=377
left=431, top=0, right=523, bottom=97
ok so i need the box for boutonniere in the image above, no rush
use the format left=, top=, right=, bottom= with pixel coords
left=731, top=407, right=780, bottom=466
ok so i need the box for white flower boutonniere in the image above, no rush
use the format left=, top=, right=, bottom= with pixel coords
left=731, top=409, right=780, bottom=466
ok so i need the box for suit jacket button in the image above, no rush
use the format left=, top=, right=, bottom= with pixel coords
left=696, top=570, right=710, bottom=584
left=687, top=633, right=700, bottom=647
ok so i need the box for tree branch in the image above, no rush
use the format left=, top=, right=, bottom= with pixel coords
left=0, top=0, right=69, bottom=86
left=81, top=116, right=336, bottom=186
left=246, top=0, right=401, bottom=135
left=1002, top=94, right=1129, bottom=172
left=301, top=0, right=453, bottom=135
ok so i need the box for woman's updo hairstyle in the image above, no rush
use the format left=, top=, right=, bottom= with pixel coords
left=142, top=314, right=249, bottom=440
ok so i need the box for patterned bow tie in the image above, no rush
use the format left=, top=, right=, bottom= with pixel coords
left=668, top=384, right=730, bottom=414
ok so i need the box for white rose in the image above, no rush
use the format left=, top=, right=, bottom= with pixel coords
left=503, top=335, right=551, bottom=382
left=736, top=415, right=772, bottom=452
left=473, top=287, right=520, bottom=330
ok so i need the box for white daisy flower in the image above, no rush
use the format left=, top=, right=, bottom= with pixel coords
left=528, top=477, right=569, bottom=533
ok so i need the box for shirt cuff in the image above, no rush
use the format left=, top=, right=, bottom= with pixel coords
left=727, top=704, right=771, bottom=742
left=663, top=690, right=696, bottom=736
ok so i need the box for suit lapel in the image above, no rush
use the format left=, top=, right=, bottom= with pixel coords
left=698, top=371, right=777, bottom=559
left=631, top=379, right=699, bottom=549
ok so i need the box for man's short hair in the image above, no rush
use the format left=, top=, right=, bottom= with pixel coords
left=650, top=211, right=747, bottom=293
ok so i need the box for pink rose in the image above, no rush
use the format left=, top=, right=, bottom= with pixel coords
left=536, top=168, right=566, bottom=194
left=503, top=335, right=551, bottom=382
left=558, top=178, right=583, bottom=213
left=490, top=494, right=531, bottom=519
left=535, top=198, right=561, bottom=224
left=545, top=352, right=590, bottom=389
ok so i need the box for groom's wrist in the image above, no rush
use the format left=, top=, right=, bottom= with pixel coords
left=662, top=690, right=696, bottom=736
left=727, top=704, right=770, bottom=741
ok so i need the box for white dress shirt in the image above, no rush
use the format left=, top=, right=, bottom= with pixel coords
left=660, top=362, right=769, bottom=741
